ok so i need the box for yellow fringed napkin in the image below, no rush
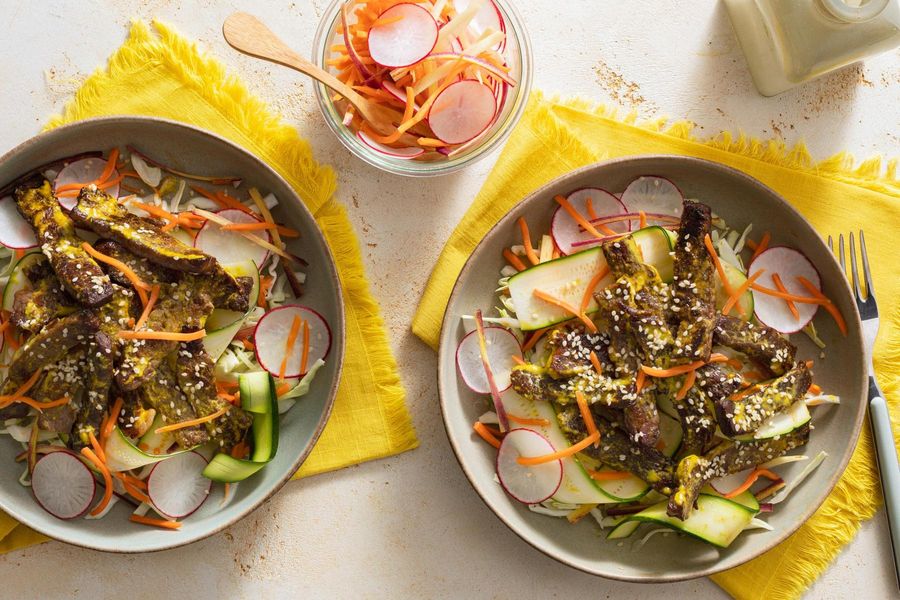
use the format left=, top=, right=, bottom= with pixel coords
left=0, top=21, right=418, bottom=553
left=412, top=91, right=900, bottom=600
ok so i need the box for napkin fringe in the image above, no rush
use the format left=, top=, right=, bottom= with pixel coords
left=536, top=91, right=899, bottom=197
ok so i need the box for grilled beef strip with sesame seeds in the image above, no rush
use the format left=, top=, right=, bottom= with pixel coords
left=71, top=332, right=115, bottom=449
left=669, top=200, right=717, bottom=364
left=176, top=340, right=251, bottom=449
left=623, top=386, right=661, bottom=448
left=116, top=281, right=215, bottom=391
left=70, top=187, right=215, bottom=273
left=668, top=364, right=742, bottom=458
left=93, top=239, right=250, bottom=313
left=546, top=325, right=610, bottom=377
left=510, top=367, right=635, bottom=410
left=10, top=259, right=77, bottom=334
left=592, top=293, right=641, bottom=376
left=667, top=422, right=810, bottom=520
left=34, top=350, right=86, bottom=434
left=13, top=181, right=113, bottom=307
left=8, top=310, right=100, bottom=381
left=712, top=314, right=797, bottom=377
left=714, top=362, right=812, bottom=438
left=556, top=405, right=676, bottom=495
left=136, top=358, right=209, bottom=448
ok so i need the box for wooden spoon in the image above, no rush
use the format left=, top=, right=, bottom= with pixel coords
left=222, top=12, right=382, bottom=125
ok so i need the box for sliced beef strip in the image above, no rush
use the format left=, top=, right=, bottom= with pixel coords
left=8, top=310, right=100, bottom=381
left=34, top=350, right=86, bottom=434
left=10, top=259, right=75, bottom=333
left=713, top=314, right=797, bottom=377
left=671, top=364, right=742, bottom=458
left=136, top=358, right=209, bottom=448
left=71, top=332, right=114, bottom=448
left=714, top=363, right=812, bottom=437
left=13, top=181, right=113, bottom=307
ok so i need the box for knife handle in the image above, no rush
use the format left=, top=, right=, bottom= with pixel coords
left=870, top=387, right=900, bottom=590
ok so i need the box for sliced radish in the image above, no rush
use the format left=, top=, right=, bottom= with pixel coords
left=456, top=325, right=522, bottom=394
left=194, top=208, right=270, bottom=267
left=368, top=4, right=439, bottom=68
left=454, top=0, right=504, bottom=37
left=357, top=130, right=425, bottom=159
left=496, top=428, right=562, bottom=504
left=254, top=305, right=332, bottom=379
left=0, top=196, right=37, bottom=249
left=749, top=246, right=821, bottom=333
left=147, top=451, right=211, bottom=519
left=619, top=176, right=683, bottom=219
left=54, top=157, right=119, bottom=210
left=31, top=451, right=96, bottom=520
left=428, top=80, right=497, bottom=145
left=551, top=188, right=628, bottom=255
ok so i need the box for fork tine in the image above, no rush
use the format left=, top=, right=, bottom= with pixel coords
left=849, top=232, right=864, bottom=301
left=859, top=230, right=875, bottom=300
left=827, top=235, right=834, bottom=253
left=838, top=233, right=847, bottom=274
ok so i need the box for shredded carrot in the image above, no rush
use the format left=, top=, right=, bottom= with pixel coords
left=249, top=187, right=284, bottom=255
left=749, top=283, right=827, bottom=305
left=100, top=396, right=124, bottom=448
left=743, top=370, right=765, bottom=382
left=241, top=339, right=255, bottom=351
left=0, top=311, right=19, bottom=351
left=132, top=201, right=178, bottom=226
left=511, top=354, right=526, bottom=366
left=704, top=234, right=744, bottom=318
left=517, top=217, right=539, bottom=266
left=130, top=514, right=181, bottom=530
left=134, top=284, right=160, bottom=331
left=745, top=239, right=758, bottom=251
left=641, top=360, right=706, bottom=378
left=473, top=421, right=502, bottom=449
left=580, top=265, right=610, bottom=315
left=517, top=431, right=600, bottom=466
left=589, top=351, right=603, bottom=375
left=508, top=414, right=551, bottom=427
left=88, top=431, right=106, bottom=464
left=675, top=370, right=697, bottom=401
left=82, top=242, right=150, bottom=305
left=771, top=273, right=800, bottom=320
left=190, top=186, right=253, bottom=214
left=731, top=383, right=762, bottom=401
left=749, top=231, right=771, bottom=263
left=279, top=316, right=302, bottom=380
left=13, top=249, right=24, bottom=260
left=275, top=383, right=292, bottom=397
left=575, top=390, right=599, bottom=447
left=503, top=248, right=527, bottom=271
left=635, top=369, right=646, bottom=393
left=522, top=326, right=551, bottom=352
left=81, top=447, right=113, bottom=516
left=402, top=85, right=416, bottom=123
left=300, top=319, right=310, bottom=375
left=722, top=269, right=764, bottom=316
left=554, top=195, right=606, bottom=239
left=585, top=197, right=598, bottom=220
left=638, top=210, right=647, bottom=229
left=155, top=404, right=230, bottom=434
left=221, top=222, right=300, bottom=238
left=809, top=383, right=822, bottom=395
left=805, top=360, right=814, bottom=369
left=588, top=470, right=631, bottom=481
left=257, top=275, right=274, bottom=309
left=723, top=468, right=781, bottom=499
left=118, top=329, right=206, bottom=342
left=797, top=276, right=847, bottom=336
left=0, top=395, right=71, bottom=412
left=533, top=289, right=597, bottom=333
left=117, top=474, right=151, bottom=504
left=12, top=369, right=42, bottom=400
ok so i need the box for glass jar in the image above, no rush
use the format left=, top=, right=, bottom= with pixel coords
left=724, top=0, right=900, bottom=96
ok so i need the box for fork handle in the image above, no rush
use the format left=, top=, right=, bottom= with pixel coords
left=869, top=377, right=900, bottom=590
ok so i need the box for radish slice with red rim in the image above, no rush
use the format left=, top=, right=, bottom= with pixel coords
left=357, top=130, right=425, bottom=159
left=254, top=305, right=332, bottom=379
left=456, top=325, right=522, bottom=394
left=194, top=208, right=270, bottom=267
left=368, top=4, right=439, bottom=68
left=453, top=0, right=506, bottom=49
left=54, top=157, right=119, bottom=210
left=496, top=428, right=563, bottom=504
left=749, top=246, right=821, bottom=333
left=0, top=196, right=38, bottom=249
left=428, top=80, right=497, bottom=145
left=147, top=451, right=211, bottom=519
left=619, top=176, right=683, bottom=219
left=31, top=451, right=96, bottom=520
left=551, top=188, right=628, bottom=255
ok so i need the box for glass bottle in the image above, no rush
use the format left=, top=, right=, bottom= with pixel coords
left=723, top=0, right=900, bottom=96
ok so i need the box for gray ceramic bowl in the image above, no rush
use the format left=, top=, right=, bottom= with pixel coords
left=0, top=117, right=344, bottom=552
left=438, top=156, right=866, bottom=581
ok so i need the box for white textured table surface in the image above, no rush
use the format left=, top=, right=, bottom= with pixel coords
left=1, top=1, right=898, bottom=598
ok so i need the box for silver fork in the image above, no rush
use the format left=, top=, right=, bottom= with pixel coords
left=830, top=231, right=900, bottom=589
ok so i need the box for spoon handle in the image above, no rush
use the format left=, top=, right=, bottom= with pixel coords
left=222, top=12, right=374, bottom=120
